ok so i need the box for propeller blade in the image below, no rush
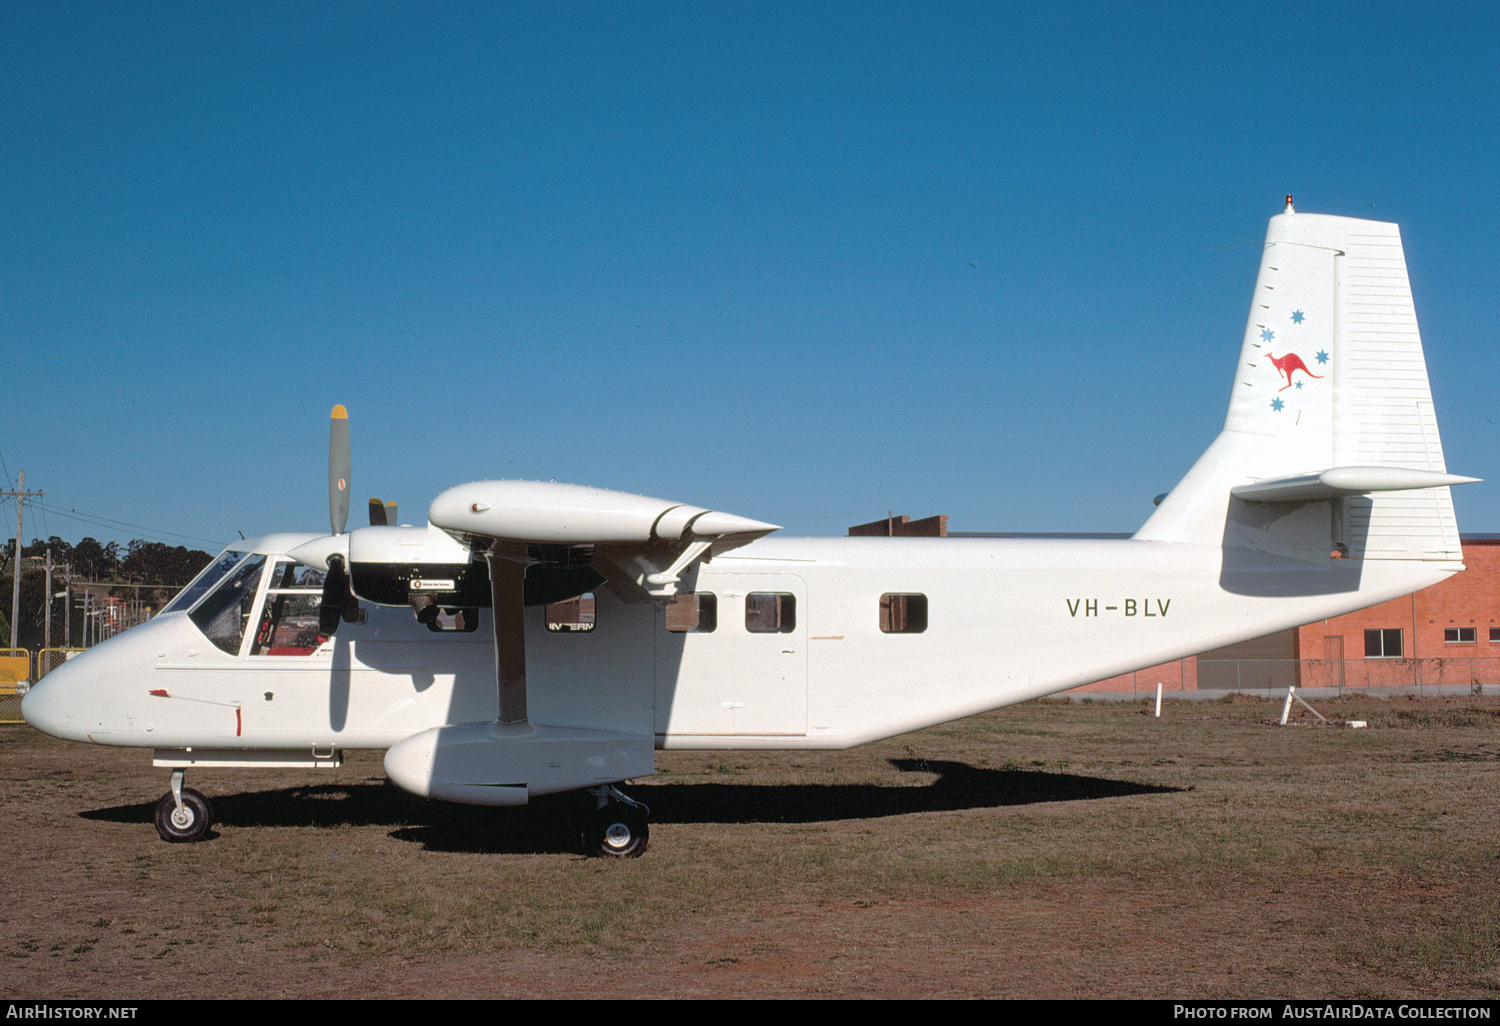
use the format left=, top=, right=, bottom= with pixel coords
left=317, top=554, right=364, bottom=635
left=368, top=498, right=387, bottom=527
left=318, top=555, right=348, bottom=635
left=385, top=500, right=397, bottom=526
left=329, top=405, right=350, bottom=535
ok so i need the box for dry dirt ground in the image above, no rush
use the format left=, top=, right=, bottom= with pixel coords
left=2, top=694, right=1498, bottom=999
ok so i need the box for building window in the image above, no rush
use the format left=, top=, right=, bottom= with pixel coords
left=879, top=593, right=928, bottom=634
left=1490, top=627, right=1500, bottom=644
left=745, top=593, right=795, bottom=634
left=1444, top=627, right=1476, bottom=643
left=545, top=593, right=595, bottom=633
left=665, top=592, right=717, bottom=633
left=1364, top=628, right=1403, bottom=658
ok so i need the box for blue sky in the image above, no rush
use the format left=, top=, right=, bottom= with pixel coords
left=3, top=2, right=1497, bottom=550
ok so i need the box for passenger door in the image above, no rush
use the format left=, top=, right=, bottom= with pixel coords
left=655, top=573, right=806, bottom=736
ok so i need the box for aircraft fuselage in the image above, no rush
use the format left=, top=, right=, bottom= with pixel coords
left=24, top=532, right=1455, bottom=755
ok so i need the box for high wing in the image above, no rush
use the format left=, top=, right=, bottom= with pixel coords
left=287, top=458, right=780, bottom=821
left=429, top=479, right=780, bottom=599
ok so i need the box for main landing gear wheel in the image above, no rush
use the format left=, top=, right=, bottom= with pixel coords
left=583, top=785, right=650, bottom=859
left=154, top=786, right=214, bottom=843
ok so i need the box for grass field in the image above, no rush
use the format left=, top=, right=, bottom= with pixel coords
left=2, top=694, right=1498, bottom=999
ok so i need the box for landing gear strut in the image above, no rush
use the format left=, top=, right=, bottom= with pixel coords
left=582, top=784, right=649, bottom=858
left=153, top=769, right=215, bottom=843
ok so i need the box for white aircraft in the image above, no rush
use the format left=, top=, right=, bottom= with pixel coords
left=23, top=199, right=1479, bottom=856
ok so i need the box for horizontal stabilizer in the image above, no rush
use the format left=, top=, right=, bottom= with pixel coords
left=1231, top=466, right=1480, bottom=504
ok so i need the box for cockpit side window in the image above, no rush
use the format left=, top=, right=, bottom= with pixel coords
left=250, top=560, right=330, bottom=656
left=272, top=562, right=327, bottom=590
left=161, top=550, right=249, bottom=614
left=188, top=555, right=267, bottom=655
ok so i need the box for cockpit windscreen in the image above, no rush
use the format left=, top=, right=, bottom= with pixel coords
left=187, top=555, right=268, bottom=655
left=161, top=549, right=249, bottom=614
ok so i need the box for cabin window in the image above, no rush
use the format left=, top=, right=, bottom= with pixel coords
left=250, top=561, right=331, bottom=656
left=1444, top=627, right=1476, bottom=644
left=162, top=549, right=248, bottom=614
left=1363, top=628, right=1403, bottom=658
left=745, top=592, right=795, bottom=634
left=189, top=555, right=267, bottom=655
left=665, top=592, right=717, bottom=633
left=545, top=593, right=596, bottom=633
left=879, top=593, right=928, bottom=634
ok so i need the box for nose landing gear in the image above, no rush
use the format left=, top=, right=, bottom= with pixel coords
left=153, top=769, right=215, bottom=843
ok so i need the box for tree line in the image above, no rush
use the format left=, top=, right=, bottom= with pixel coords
left=2, top=537, right=215, bottom=650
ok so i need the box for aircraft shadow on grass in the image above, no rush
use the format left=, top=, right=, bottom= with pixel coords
left=81, top=760, right=1183, bottom=855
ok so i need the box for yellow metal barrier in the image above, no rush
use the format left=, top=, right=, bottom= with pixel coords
left=37, top=648, right=85, bottom=679
left=0, top=649, right=29, bottom=687
left=0, top=649, right=29, bottom=725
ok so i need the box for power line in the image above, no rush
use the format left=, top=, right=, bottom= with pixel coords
left=31, top=501, right=226, bottom=548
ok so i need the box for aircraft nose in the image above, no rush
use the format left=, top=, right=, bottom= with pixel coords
left=21, top=644, right=120, bottom=743
left=21, top=671, right=73, bottom=739
left=23, top=615, right=197, bottom=745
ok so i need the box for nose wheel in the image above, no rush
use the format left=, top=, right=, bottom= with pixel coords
left=153, top=770, right=215, bottom=843
left=582, top=785, right=650, bottom=858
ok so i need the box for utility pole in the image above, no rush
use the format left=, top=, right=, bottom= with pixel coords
left=3, top=471, right=44, bottom=649
left=43, top=548, right=52, bottom=650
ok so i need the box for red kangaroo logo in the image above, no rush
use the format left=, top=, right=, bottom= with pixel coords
left=1267, top=352, right=1323, bottom=392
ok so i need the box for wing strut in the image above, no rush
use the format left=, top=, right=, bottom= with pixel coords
left=486, top=543, right=528, bottom=723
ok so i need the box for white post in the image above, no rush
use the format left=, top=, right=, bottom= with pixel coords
left=1155, top=681, right=1163, bottom=718
left=1281, top=686, right=1295, bottom=726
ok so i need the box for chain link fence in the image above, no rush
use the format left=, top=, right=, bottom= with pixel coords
left=36, top=648, right=85, bottom=679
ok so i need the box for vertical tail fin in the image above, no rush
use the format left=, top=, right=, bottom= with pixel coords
left=1137, top=203, right=1467, bottom=561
